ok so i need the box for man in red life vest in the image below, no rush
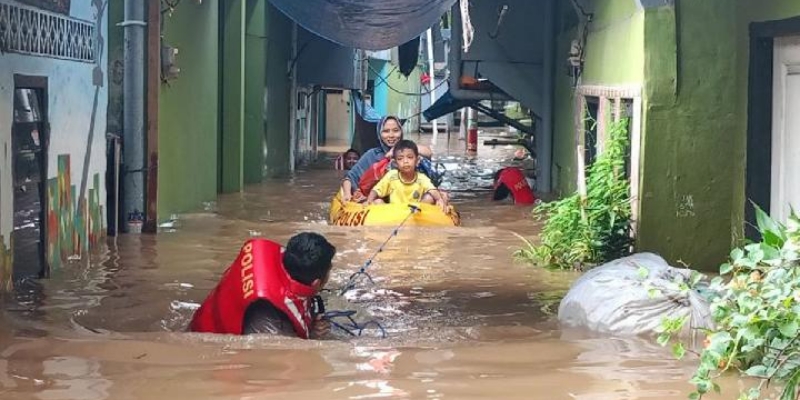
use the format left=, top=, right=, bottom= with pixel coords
left=189, top=232, right=336, bottom=339
left=492, top=167, right=536, bottom=205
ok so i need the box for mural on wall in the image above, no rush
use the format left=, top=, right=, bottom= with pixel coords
left=46, top=155, right=104, bottom=270
left=15, top=0, right=71, bottom=15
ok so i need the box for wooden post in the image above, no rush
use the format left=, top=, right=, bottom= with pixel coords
left=144, top=0, right=160, bottom=233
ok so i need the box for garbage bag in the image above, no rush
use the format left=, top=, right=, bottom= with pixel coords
left=557, top=253, right=713, bottom=337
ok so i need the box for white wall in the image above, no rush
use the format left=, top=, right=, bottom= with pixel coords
left=325, top=90, right=351, bottom=146
left=0, top=0, right=108, bottom=248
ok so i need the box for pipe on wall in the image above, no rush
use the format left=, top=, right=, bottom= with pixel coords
left=121, top=0, right=147, bottom=232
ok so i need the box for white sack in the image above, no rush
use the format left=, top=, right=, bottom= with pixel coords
left=557, top=253, right=713, bottom=337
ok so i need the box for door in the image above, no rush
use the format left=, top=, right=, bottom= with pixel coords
left=771, top=36, right=800, bottom=223
left=12, top=87, right=48, bottom=281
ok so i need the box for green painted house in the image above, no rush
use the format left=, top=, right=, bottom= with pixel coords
left=549, top=0, right=800, bottom=270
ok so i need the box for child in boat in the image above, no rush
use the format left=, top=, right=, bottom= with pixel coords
left=366, top=139, right=449, bottom=212
left=334, top=148, right=360, bottom=170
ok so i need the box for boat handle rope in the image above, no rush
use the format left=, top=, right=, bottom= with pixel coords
left=313, top=296, right=388, bottom=338
left=338, top=204, right=421, bottom=295
left=322, top=310, right=388, bottom=338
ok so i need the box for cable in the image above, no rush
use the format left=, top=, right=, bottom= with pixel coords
left=369, top=64, right=449, bottom=97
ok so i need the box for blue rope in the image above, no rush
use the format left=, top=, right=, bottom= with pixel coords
left=338, top=204, right=420, bottom=295
left=323, top=310, right=388, bottom=338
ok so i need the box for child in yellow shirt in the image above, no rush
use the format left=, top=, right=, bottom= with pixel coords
left=366, top=140, right=448, bottom=211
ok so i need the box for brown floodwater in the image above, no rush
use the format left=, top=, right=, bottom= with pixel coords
left=0, top=131, right=740, bottom=399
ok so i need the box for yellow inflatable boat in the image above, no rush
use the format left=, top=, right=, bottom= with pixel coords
left=328, top=192, right=461, bottom=227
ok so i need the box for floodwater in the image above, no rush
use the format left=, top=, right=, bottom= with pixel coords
left=0, top=131, right=739, bottom=399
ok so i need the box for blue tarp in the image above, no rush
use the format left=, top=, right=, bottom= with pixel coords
left=267, top=0, right=456, bottom=51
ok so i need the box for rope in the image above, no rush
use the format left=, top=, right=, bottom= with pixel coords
left=338, top=204, right=421, bottom=295
left=323, top=310, right=388, bottom=338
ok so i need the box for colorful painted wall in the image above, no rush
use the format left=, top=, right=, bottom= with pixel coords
left=0, top=1, right=108, bottom=286
left=46, top=156, right=104, bottom=270
left=157, top=0, right=220, bottom=217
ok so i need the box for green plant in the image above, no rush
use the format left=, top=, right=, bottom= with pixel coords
left=658, top=205, right=800, bottom=400
left=515, top=118, right=632, bottom=270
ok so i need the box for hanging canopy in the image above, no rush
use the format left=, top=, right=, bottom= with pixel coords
left=267, top=0, right=456, bottom=51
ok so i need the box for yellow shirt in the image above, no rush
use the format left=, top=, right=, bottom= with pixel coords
left=372, top=170, right=436, bottom=204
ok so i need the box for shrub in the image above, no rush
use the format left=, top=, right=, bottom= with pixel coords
left=659, top=205, right=800, bottom=400
left=515, top=118, right=633, bottom=270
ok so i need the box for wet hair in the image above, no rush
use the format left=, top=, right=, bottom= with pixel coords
left=392, top=139, right=419, bottom=158
left=282, top=232, right=336, bottom=286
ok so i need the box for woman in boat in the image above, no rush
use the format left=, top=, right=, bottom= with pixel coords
left=339, top=115, right=435, bottom=202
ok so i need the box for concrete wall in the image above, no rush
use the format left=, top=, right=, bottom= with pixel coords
left=552, top=0, right=644, bottom=195
left=264, top=3, right=292, bottom=178
left=370, top=59, right=422, bottom=132
left=244, top=0, right=267, bottom=184
left=325, top=90, right=351, bottom=146
left=553, top=0, right=742, bottom=270
left=636, top=2, right=739, bottom=270
left=582, top=0, right=644, bottom=85
left=0, top=0, right=108, bottom=282
left=157, top=0, right=220, bottom=217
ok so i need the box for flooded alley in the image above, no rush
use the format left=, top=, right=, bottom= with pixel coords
left=0, top=133, right=736, bottom=400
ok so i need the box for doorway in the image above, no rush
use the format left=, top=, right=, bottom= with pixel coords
left=746, top=17, right=800, bottom=239
left=770, top=36, right=800, bottom=223
left=11, top=76, right=49, bottom=282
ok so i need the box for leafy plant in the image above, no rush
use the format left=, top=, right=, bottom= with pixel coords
left=515, top=118, right=633, bottom=270
left=658, top=204, right=800, bottom=400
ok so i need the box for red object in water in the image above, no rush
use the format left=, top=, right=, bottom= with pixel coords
left=467, top=127, right=478, bottom=152
left=189, top=239, right=317, bottom=338
left=421, top=72, right=431, bottom=85
left=358, top=157, right=391, bottom=195
left=493, top=167, right=536, bottom=205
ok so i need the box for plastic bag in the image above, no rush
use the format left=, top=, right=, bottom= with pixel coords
left=557, top=253, right=713, bottom=337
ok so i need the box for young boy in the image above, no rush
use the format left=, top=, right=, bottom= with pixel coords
left=366, top=139, right=448, bottom=212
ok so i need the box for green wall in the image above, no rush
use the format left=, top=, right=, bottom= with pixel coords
left=551, top=0, right=644, bottom=196
left=158, top=1, right=220, bottom=218
left=552, top=29, right=579, bottom=196
left=244, top=0, right=268, bottom=184
left=637, top=2, right=738, bottom=270
left=220, top=0, right=245, bottom=193
left=264, top=4, right=292, bottom=178
left=581, top=0, right=644, bottom=85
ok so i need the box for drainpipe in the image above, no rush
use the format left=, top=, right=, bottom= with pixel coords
left=120, top=0, right=146, bottom=232
left=288, top=22, right=298, bottom=171
left=538, top=0, right=555, bottom=194
left=427, top=28, right=439, bottom=145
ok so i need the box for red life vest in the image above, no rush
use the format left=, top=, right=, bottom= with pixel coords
left=358, top=157, right=391, bottom=195
left=189, top=239, right=317, bottom=338
left=493, top=167, right=536, bottom=205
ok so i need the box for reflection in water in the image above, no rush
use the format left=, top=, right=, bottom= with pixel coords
left=0, top=132, right=733, bottom=399
left=37, top=356, right=111, bottom=400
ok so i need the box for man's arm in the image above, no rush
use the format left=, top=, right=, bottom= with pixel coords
left=242, top=301, right=296, bottom=337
